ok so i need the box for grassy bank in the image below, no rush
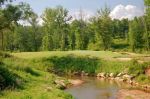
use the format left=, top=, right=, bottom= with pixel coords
left=0, top=51, right=150, bottom=98
left=0, top=52, right=73, bottom=99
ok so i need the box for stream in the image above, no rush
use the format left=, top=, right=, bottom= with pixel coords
left=65, top=77, right=131, bottom=99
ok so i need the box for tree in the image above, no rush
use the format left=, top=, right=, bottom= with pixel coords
left=128, top=17, right=145, bottom=52
left=0, top=0, right=14, bottom=6
left=42, top=6, right=71, bottom=51
left=144, top=0, right=150, bottom=51
left=0, top=4, right=22, bottom=50
left=94, top=6, right=113, bottom=50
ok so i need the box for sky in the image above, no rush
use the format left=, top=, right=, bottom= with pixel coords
left=12, top=0, right=145, bottom=24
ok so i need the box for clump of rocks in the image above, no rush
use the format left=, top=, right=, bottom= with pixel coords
left=96, top=72, right=150, bottom=91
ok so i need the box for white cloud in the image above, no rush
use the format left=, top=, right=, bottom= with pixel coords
left=69, top=9, right=94, bottom=21
left=18, top=17, right=43, bottom=26
left=37, top=17, right=44, bottom=26
left=110, top=4, right=144, bottom=20
left=18, top=20, right=31, bottom=26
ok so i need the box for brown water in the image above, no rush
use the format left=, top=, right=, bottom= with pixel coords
left=65, top=77, right=131, bottom=99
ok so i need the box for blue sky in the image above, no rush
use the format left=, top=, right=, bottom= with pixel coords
left=13, top=0, right=144, bottom=15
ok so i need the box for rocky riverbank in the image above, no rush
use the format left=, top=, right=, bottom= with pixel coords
left=96, top=72, right=150, bottom=91
left=73, top=70, right=150, bottom=91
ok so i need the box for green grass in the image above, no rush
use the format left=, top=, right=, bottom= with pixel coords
left=0, top=55, right=73, bottom=99
left=11, top=51, right=123, bottom=59
left=46, top=55, right=99, bottom=75
left=0, top=51, right=150, bottom=98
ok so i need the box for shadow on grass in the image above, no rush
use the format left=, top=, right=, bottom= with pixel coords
left=24, top=67, right=40, bottom=77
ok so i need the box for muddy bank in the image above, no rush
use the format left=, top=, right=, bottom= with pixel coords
left=117, top=89, right=150, bottom=99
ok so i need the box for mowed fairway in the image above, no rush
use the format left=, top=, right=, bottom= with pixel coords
left=12, top=51, right=150, bottom=62
left=12, top=51, right=124, bottom=59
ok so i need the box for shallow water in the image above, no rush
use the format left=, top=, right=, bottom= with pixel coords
left=65, top=77, right=130, bottom=99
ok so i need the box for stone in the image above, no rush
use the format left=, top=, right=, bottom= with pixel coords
left=97, top=73, right=106, bottom=78
left=109, top=73, right=114, bottom=78
left=122, top=74, right=133, bottom=80
left=69, top=79, right=84, bottom=86
left=54, top=80, right=66, bottom=89
left=73, top=72, right=80, bottom=75
left=56, top=84, right=66, bottom=90
left=117, top=73, right=123, bottom=77
left=81, top=71, right=86, bottom=76
left=85, top=73, right=89, bottom=76
left=115, top=77, right=120, bottom=81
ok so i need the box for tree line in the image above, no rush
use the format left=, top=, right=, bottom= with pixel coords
left=0, top=0, right=150, bottom=52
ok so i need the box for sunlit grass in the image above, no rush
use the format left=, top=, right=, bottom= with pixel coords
left=12, top=51, right=123, bottom=59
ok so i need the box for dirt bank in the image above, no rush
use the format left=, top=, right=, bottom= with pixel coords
left=117, top=89, right=150, bottom=99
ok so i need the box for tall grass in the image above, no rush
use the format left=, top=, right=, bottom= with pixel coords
left=46, top=55, right=99, bottom=75
left=45, top=55, right=131, bottom=75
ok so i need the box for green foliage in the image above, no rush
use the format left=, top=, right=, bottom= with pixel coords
left=0, top=51, right=11, bottom=58
left=24, top=67, right=40, bottom=76
left=0, top=53, right=73, bottom=99
left=96, top=60, right=129, bottom=75
left=128, top=60, right=146, bottom=76
left=42, top=6, right=70, bottom=51
left=0, top=63, right=21, bottom=90
left=47, top=55, right=99, bottom=74
left=94, top=6, right=113, bottom=50
left=42, top=34, right=53, bottom=51
left=128, top=17, right=145, bottom=52
left=135, top=74, right=150, bottom=84
left=88, top=42, right=101, bottom=51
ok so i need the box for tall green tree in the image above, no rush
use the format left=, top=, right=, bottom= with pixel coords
left=94, top=7, right=113, bottom=50
left=144, top=0, right=150, bottom=51
left=0, top=4, right=22, bottom=50
left=42, top=6, right=71, bottom=51
left=128, top=17, right=145, bottom=52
